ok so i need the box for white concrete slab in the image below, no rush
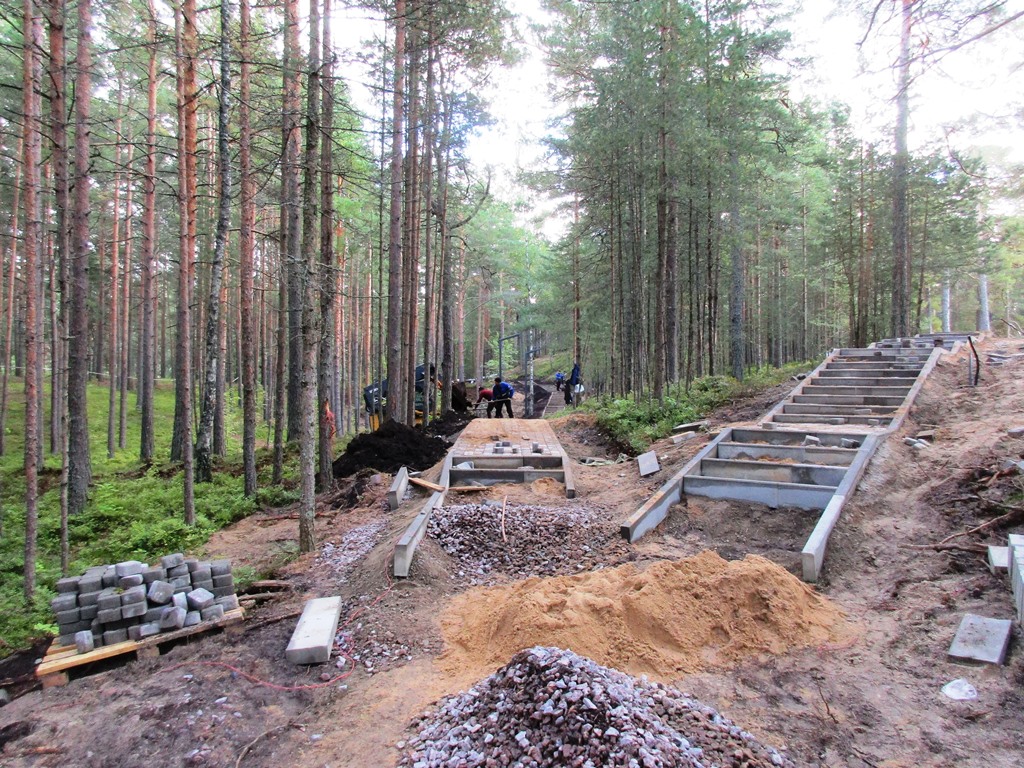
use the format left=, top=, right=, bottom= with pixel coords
left=637, top=451, right=661, bottom=477
left=987, top=546, right=1009, bottom=574
left=948, top=613, right=1012, bottom=665
left=285, top=596, right=343, bottom=665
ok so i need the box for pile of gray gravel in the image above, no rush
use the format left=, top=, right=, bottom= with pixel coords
left=428, top=503, right=614, bottom=584
left=397, top=646, right=794, bottom=768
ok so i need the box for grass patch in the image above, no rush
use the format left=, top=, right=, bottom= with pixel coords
left=0, top=378, right=296, bottom=653
left=581, top=361, right=818, bottom=453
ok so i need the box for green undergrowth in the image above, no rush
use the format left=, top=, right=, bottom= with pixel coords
left=0, top=379, right=296, bottom=655
left=581, top=361, right=818, bottom=453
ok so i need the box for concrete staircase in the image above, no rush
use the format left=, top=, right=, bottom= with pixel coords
left=762, top=346, right=931, bottom=429
left=622, top=335, right=970, bottom=581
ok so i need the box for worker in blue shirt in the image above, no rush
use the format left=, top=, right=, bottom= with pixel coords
left=491, top=377, right=515, bottom=418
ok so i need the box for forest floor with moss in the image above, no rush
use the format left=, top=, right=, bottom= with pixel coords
left=2, top=339, right=1024, bottom=767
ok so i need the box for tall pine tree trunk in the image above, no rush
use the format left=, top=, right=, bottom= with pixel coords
left=318, top=0, right=336, bottom=489
left=386, top=0, right=407, bottom=425
left=239, top=0, right=257, bottom=496
left=139, top=0, right=158, bottom=463
left=891, top=0, right=912, bottom=338
left=22, top=0, right=43, bottom=599
left=195, top=0, right=232, bottom=483
left=173, top=0, right=197, bottom=523
left=67, top=0, right=93, bottom=517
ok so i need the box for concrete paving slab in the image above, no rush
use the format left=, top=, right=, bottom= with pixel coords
left=948, top=614, right=1012, bottom=665
left=987, top=546, right=1009, bottom=574
left=637, top=451, right=660, bottom=477
left=285, top=596, right=344, bottom=664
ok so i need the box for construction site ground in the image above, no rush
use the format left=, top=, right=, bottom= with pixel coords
left=2, top=338, right=1023, bottom=767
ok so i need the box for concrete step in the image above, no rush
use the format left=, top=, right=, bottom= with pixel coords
left=826, top=359, right=925, bottom=369
left=818, top=367, right=922, bottom=377
left=772, top=413, right=891, bottom=426
left=792, top=394, right=906, bottom=407
left=682, top=475, right=837, bottom=510
left=810, top=375, right=919, bottom=387
left=451, top=454, right=562, bottom=469
left=781, top=403, right=897, bottom=416
left=800, top=384, right=911, bottom=397
left=699, top=457, right=848, bottom=486
left=730, top=427, right=865, bottom=448
left=835, top=348, right=932, bottom=359
left=716, top=441, right=858, bottom=466
left=449, top=466, right=565, bottom=485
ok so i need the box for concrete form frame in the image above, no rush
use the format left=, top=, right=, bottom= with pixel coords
left=621, top=340, right=957, bottom=582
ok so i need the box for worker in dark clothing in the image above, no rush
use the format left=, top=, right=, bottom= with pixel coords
left=475, top=386, right=495, bottom=417
left=565, top=361, right=580, bottom=406
left=492, top=377, right=514, bottom=418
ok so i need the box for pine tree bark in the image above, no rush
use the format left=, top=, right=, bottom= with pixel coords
left=891, top=0, right=912, bottom=338
left=139, top=0, right=158, bottom=463
left=386, top=0, right=407, bottom=425
left=282, top=0, right=302, bottom=443
left=107, top=110, right=122, bottom=459
left=67, top=0, right=93, bottom=518
left=239, top=0, right=257, bottom=496
left=318, top=0, right=336, bottom=490
left=173, top=0, right=197, bottom=523
left=45, top=0, right=66, bottom=459
left=195, top=0, right=232, bottom=484
left=22, top=0, right=44, bottom=598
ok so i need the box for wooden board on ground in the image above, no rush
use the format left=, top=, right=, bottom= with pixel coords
left=409, top=476, right=445, bottom=492
left=448, top=485, right=489, bottom=492
left=35, top=607, right=245, bottom=688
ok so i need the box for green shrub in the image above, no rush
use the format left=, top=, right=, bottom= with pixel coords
left=582, top=361, right=817, bottom=453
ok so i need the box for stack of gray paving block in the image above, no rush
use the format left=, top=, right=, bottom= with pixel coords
left=50, top=553, right=241, bottom=654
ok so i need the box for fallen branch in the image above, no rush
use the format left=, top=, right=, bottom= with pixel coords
left=243, top=609, right=303, bottom=633
left=936, top=507, right=1024, bottom=546
left=235, top=722, right=295, bottom=768
left=907, top=542, right=987, bottom=554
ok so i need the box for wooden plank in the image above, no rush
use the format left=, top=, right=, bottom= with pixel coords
left=36, top=607, right=245, bottom=678
left=447, top=485, right=489, bottom=492
left=408, top=476, right=445, bottom=492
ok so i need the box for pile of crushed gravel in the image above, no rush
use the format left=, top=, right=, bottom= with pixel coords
left=397, top=646, right=794, bottom=768
left=427, top=503, right=618, bottom=584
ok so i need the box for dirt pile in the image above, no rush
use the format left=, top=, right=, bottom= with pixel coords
left=398, top=646, right=794, bottom=768
left=423, top=409, right=473, bottom=439
left=428, top=502, right=619, bottom=585
left=332, top=419, right=449, bottom=478
left=441, top=551, right=848, bottom=680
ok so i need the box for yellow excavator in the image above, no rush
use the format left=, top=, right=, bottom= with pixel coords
left=363, top=364, right=440, bottom=430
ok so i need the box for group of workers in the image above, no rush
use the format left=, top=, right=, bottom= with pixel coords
left=474, top=362, right=582, bottom=418
left=474, top=376, right=516, bottom=418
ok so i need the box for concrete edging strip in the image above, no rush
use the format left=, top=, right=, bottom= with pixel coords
left=387, top=466, right=409, bottom=511
left=800, top=433, right=880, bottom=581
left=619, top=429, right=732, bottom=543
left=392, top=455, right=452, bottom=578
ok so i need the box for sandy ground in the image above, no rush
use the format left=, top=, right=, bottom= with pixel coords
left=2, top=339, right=1023, bottom=768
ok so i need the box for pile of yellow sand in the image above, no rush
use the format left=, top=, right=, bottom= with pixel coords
left=440, top=551, right=848, bottom=681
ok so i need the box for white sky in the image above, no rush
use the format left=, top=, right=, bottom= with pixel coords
left=332, top=0, right=1024, bottom=235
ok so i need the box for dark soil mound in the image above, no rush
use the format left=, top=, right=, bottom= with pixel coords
left=332, top=419, right=449, bottom=478
left=423, top=409, right=473, bottom=439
